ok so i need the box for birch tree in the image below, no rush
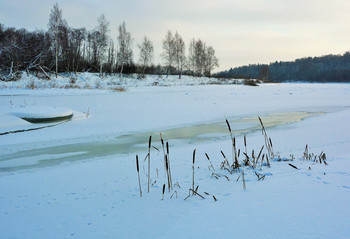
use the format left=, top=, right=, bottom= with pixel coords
left=95, top=14, right=109, bottom=76
left=203, top=46, right=219, bottom=77
left=161, top=31, right=176, bottom=78
left=138, top=36, right=153, bottom=78
left=188, top=39, right=196, bottom=76
left=174, top=32, right=186, bottom=79
left=48, top=3, right=67, bottom=77
left=117, top=21, right=133, bottom=77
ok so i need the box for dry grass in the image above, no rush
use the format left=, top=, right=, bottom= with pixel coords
left=111, top=86, right=126, bottom=92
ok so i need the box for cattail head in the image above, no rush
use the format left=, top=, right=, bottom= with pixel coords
left=165, top=155, right=169, bottom=171
left=148, top=135, right=152, bottom=149
left=244, top=135, right=247, bottom=147
left=221, top=151, right=226, bottom=158
left=166, top=141, right=169, bottom=154
left=225, top=119, right=232, bottom=132
left=193, top=149, right=196, bottom=164
left=136, top=155, right=139, bottom=172
left=205, top=153, right=210, bottom=161
left=160, top=133, right=164, bottom=145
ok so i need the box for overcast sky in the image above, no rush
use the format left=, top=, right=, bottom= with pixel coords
left=1, top=0, right=350, bottom=72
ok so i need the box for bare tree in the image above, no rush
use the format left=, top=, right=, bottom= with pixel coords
left=174, top=32, right=186, bottom=79
left=203, top=46, right=219, bottom=77
left=194, top=39, right=205, bottom=77
left=187, top=39, right=196, bottom=76
left=107, top=39, right=116, bottom=74
left=95, top=14, right=109, bottom=77
left=48, top=3, right=67, bottom=77
left=138, top=36, right=153, bottom=78
left=117, top=21, right=133, bottom=77
left=161, top=30, right=176, bottom=78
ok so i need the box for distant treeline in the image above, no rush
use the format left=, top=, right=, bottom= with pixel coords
left=214, top=52, right=350, bottom=82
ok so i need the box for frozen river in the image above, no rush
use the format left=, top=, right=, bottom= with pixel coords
left=0, top=111, right=322, bottom=171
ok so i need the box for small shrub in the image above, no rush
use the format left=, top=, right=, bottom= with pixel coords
left=69, top=76, right=77, bottom=84
left=26, top=80, right=36, bottom=89
left=243, top=79, right=258, bottom=86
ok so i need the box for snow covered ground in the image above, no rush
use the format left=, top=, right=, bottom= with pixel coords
left=0, top=82, right=350, bottom=238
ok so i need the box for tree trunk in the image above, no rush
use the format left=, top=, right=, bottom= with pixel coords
left=119, top=63, right=124, bottom=78
left=9, top=61, right=13, bottom=77
left=166, top=65, right=170, bottom=78
left=55, top=40, right=58, bottom=78
left=142, top=65, right=145, bottom=78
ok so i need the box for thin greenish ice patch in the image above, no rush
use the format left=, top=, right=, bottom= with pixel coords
left=0, top=111, right=321, bottom=172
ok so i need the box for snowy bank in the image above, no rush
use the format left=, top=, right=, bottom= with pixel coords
left=0, top=72, right=247, bottom=90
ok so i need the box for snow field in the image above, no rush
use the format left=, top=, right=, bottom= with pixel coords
left=0, top=83, right=350, bottom=238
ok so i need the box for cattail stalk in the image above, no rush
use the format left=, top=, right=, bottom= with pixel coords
left=221, top=151, right=230, bottom=167
left=225, top=119, right=235, bottom=167
left=160, top=133, right=167, bottom=174
left=192, top=149, right=196, bottom=195
left=205, top=153, right=215, bottom=171
left=136, top=155, right=142, bottom=197
left=166, top=142, right=173, bottom=190
left=148, top=135, right=152, bottom=193
left=162, top=184, right=165, bottom=200
left=244, top=135, right=247, bottom=156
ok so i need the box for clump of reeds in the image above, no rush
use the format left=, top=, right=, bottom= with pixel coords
left=225, top=119, right=240, bottom=169
left=319, top=151, right=327, bottom=165
left=303, top=144, right=327, bottom=165
left=303, top=144, right=309, bottom=160
left=258, top=117, right=275, bottom=159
